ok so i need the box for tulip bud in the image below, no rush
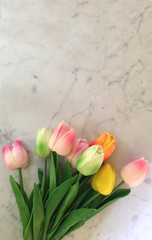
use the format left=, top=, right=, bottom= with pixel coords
left=67, top=138, right=89, bottom=169
left=91, top=163, right=116, bottom=195
left=2, top=140, right=29, bottom=170
left=90, top=132, right=115, bottom=161
left=36, top=128, right=52, bottom=158
left=76, top=145, right=104, bottom=176
left=49, top=121, right=76, bottom=156
left=120, top=158, right=150, bottom=187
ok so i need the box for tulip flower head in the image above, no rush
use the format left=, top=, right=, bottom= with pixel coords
left=67, top=138, right=89, bottom=168
left=91, top=163, right=116, bottom=195
left=36, top=128, right=52, bottom=158
left=2, top=140, right=29, bottom=170
left=76, top=145, right=104, bottom=176
left=120, top=158, right=150, bottom=187
left=90, top=132, right=115, bottom=161
left=49, top=121, right=76, bottom=156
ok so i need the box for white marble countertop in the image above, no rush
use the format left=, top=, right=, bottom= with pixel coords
left=0, top=0, right=152, bottom=240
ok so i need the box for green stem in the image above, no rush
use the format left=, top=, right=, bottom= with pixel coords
left=99, top=180, right=124, bottom=205
left=75, top=172, right=82, bottom=182
left=42, top=159, right=47, bottom=199
left=113, top=180, right=124, bottom=191
left=55, top=153, right=59, bottom=176
left=18, top=168, right=24, bottom=194
left=79, top=176, right=90, bottom=189
left=81, top=192, right=100, bottom=208
left=82, top=180, right=125, bottom=208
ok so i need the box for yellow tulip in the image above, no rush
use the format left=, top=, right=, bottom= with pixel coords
left=91, top=163, right=116, bottom=195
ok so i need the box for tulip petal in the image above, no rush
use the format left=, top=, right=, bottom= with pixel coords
left=90, top=132, right=109, bottom=147
left=103, top=141, right=115, bottom=162
left=2, top=146, right=17, bottom=170
left=91, top=163, right=116, bottom=195
left=67, top=138, right=89, bottom=169
left=67, top=138, right=81, bottom=162
left=70, top=143, right=88, bottom=169
left=55, top=125, right=71, bottom=144
left=12, top=140, right=29, bottom=168
left=77, top=145, right=104, bottom=176
left=49, top=121, right=64, bottom=150
left=120, top=158, right=150, bottom=187
left=90, top=133, right=115, bottom=161
left=36, top=128, right=52, bottom=158
left=53, top=129, right=76, bottom=156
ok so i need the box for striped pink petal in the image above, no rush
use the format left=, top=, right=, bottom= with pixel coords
left=67, top=138, right=89, bottom=169
left=12, top=140, right=29, bottom=168
left=120, top=158, right=150, bottom=187
left=2, top=146, right=17, bottom=170
left=49, top=121, right=64, bottom=150
left=53, top=129, right=76, bottom=156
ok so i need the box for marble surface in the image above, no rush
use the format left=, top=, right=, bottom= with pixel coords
left=0, top=0, right=152, bottom=239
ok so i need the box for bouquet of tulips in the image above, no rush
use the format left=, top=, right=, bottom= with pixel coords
left=2, top=121, right=150, bottom=240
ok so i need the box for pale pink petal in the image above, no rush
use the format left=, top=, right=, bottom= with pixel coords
left=49, top=121, right=64, bottom=150
left=12, top=140, right=29, bottom=168
left=67, top=139, right=81, bottom=162
left=71, top=143, right=88, bottom=168
left=55, top=125, right=71, bottom=144
left=76, top=140, right=88, bottom=153
left=2, top=146, right=17, bottom=170
left=53, top=129, right=76, bottom=156
left=120, top=158, right=150, bottom=187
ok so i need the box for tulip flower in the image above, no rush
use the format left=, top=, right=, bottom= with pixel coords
left=36, top=128, right=52, bottom=158
left=49, top=121, right=76, bottom=156
left=91, top=163, right=116, bottom=195
left=2, top=140, right=29, bottom=170
left=120, top=158, right=150, bottom=187
left=90, top=132, right=115, bottom=161
left=67, top=138, right=89, bottom=168
left=76, top=145, right=104, bottom=176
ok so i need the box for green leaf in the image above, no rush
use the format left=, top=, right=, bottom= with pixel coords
left=9, top=176, right=31, bottom=236
left=98, top=189, right=131, bottom=207
left=79, top=175, right=90, bottom=187
left=63, top=221, right=85, bottom=237
left=33, top=184, right=44, bottom=240
left=38, top=168, right=43, bottom=187
left=87, top=189, right=131, bottom=220
left=63, top=160, right=72, bottom=181
left=24, top=210, right=33, bottom=240
left=57, top=162, right=62, bottom=186
left=73, top=187, right=91, bottom=209
left=42, top=176, right=77, bottom=240
left=43, top=176, right=50, bottom=204
left=53, top=152, right=59, bottom=173
left=87, top=193, right=103, bottom=209
left=51, top=182, right=79, bottom=231
left=15, top=180, right=30, bottom=212
left=22, top=190, right=30, bottom=210
left=49, top=208, right=96, bottom=240
left=28, top=189, right=33, bottom=212
left=49, top=152, right=57, bottom=195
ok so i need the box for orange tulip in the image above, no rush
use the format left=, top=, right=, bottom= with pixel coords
left=90, top=132, right=115, bottom=161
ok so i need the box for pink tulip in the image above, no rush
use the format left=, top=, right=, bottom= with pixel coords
left=120, top=158, right=150, bottom=187
left=67, top=138, right=89, bottom=168
left=2, top=140, right=29, bottom=170
left=49, top=121, right=76, bottom=156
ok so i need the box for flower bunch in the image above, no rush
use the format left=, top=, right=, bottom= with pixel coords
left=2, top=121, right=150, bottom=240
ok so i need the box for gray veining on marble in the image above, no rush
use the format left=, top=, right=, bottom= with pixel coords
left=0, top=0, right=152, bottom=239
